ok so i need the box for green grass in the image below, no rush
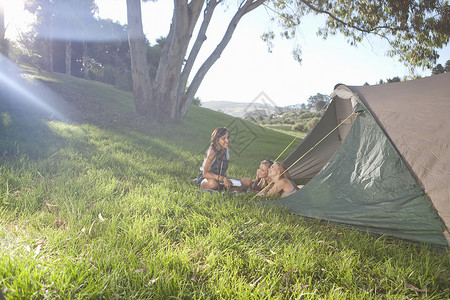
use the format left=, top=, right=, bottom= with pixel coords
left=263, top=125, right=307, bottom=139
left=0, top=69, right=449, bottom=299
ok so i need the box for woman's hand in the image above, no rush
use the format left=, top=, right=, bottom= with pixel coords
left=222, top=177, right=232, bottom=188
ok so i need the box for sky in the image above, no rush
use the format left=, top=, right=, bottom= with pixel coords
left=3, top=0, right=450, bottom=107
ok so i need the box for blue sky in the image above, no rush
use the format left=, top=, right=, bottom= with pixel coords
left=4, top=0, right=449, bottom=107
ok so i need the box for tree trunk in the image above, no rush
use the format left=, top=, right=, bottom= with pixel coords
left=47, top=14, right=54, bottom=72
left=126, top=0, right=265, bottom=123
left=83, top=42, right=89, bottom=79
left=177, top=0, right=266, bottom=120
left=126, top=0, right=153, bottom=115
left=65, top=40, right=72, bottom=75
left=152, top=0, right=204, bottom=121
left=0, top=4, right=6, bottom=56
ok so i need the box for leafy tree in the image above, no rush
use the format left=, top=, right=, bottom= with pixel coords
left=24, top=0, right=97, bottom=74
left=432, top=63, right=445, bottom=75
left=126, top=0, right=449, bottom=123
left=387, top=76, right=401, bottom=83
left=292, top=122, right=306, bottom=132
left=446, top=60, right=450, bottom=72
left=307, top=93, right=330, bottom=111
left=192, top=96, right=202, bottom=107
left=267, top=0, right=449, bottom=69
left=127, top=0, right=265, bottom=121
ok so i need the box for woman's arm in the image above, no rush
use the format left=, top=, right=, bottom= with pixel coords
left=265, top=180, right=285, bottom=196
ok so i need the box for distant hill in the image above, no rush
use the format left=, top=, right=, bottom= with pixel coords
left=202, top=101, right=280, bottom=118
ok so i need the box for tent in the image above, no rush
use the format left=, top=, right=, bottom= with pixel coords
left=274, top=73, right=450, bottom=247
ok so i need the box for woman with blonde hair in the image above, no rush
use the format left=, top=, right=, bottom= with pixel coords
left=250, top=159, right=274, bottom=192
left=259, top=162, right=299, bottom=198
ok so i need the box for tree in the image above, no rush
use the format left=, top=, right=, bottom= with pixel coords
left=24, top=0, right=97, bottom=74
left=127, top=0, right=265, bottom=122
left=0, top=3, right=7, bottom=56
left=387, top=76, right=401, bottom=83
left=446, top=60, right=450, bottom=73
left=432, top=63, right=445, bottom=75
left=307, top=93, right=330, bottom=111
left=126, top=0, right=449, bottom=123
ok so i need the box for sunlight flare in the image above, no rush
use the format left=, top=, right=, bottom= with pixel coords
left=0, top=55, right=66, bottom=120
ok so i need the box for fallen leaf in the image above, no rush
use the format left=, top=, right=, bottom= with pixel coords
left=56, top=219, right=65, bottom=228
left=190, top=268, right=197, bottom=281
left=299, top=284, right=310, bottom=290
left=270, top=249, right=277, bottom=255
left=404, top=278, right=428, bottom=293
left=45, top=201, right=58, bottom=213
left=149, top=278, right=159, bottom=285
left=98, top=213, right=106, bottom=222
left=249, top=276, right=262, bottom=287
left=265, top=259, right=274, bottom=265
left=188, top=248, right=204, bottom=259
left=134, top=268, right=148, bottom=273
left=34, top=244, right=42, bottom=256
left=88, top=221, right=96, bottom=235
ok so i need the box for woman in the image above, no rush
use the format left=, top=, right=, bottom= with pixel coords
left=197, top=127, right=249, bottom=191
left=259, top=162, right=299, bottom=198
left=250, top=159, right=274, bottom=192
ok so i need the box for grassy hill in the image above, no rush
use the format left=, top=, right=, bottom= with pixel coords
left=202, top=101, right=279, bottom=118
left=0, top=68, right=449, bottom=299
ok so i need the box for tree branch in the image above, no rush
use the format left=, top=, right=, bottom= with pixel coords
left=300, top=0, right=396, bottom=34
left=177, top=0, right=221, bottom=101
left=180, top=0, right=265, bottom=116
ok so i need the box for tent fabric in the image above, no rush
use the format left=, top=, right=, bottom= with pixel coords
left=283, top=98, right=357, bottom=179
left=278, top=73, right=450, bottom=246
left=347, top=73, right=450, bottom=245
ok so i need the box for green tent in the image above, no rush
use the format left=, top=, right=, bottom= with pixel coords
left=273, top=73, right=450, bottom=247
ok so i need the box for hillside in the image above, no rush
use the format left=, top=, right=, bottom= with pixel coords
left=1, top=68, right=449, bottom=299
left=202, top=100, right=279, bottom=118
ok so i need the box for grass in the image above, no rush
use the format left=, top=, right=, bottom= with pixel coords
left=0, top=67, right=449, bottom=299
left=263, top=125, right=307, bottom=139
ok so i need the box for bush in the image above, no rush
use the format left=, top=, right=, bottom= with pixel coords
left=192, top=97, right=202, bottom=107
left=307, top=117, right=320, bottom=130
left=292, top=123, right=305, bottom=132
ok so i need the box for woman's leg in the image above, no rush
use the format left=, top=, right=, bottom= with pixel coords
left=200, top=178, right=219, bottom=190
left=240, top=177, right=252, bottom=189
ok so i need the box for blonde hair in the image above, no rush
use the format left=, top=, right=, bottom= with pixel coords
left=272, top=162, right=292, bottom=180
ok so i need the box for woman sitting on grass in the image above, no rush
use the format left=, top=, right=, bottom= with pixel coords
left=197, top=127, right=250, bottom=191
left=259, top=162, right=299, bottom=198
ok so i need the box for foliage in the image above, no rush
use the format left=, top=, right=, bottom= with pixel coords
left=18, top=2, right=169, bottom=93
left=292, top=122, right=305, bottom=132
left=0, top=68, right=449, bottom=299
left=267, top=0, right=450, bottom=70
left=307, top=93, right=330, bottom=111
left=191, top=96, right=202, bottom=107
left=432, top=60, right=450, bottom=75
left=244, top=96, right=327, bottom=133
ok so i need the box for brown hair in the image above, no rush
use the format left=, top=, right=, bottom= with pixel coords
left=209, top=127, right=230, bottom=160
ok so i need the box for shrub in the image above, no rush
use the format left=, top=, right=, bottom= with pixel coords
left=307, top=117, right=320, bottom=130
left=292, top=123, right=305, bottom=132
